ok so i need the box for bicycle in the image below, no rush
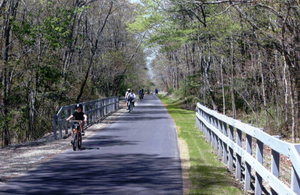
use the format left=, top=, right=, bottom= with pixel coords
left=128, top=98, right=134, bottom=113
left=139, top=93, right=144, bottom=101
left=69, top=120, right=83, bottom=151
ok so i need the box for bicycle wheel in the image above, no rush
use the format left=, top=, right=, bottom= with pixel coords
left=73, top=134, right=77, bottom=151
left=78, top=133, right=82, bottom=149
left=130, top=102, right=133, bottom=113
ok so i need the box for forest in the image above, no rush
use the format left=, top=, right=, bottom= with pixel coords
left=1, top=0, right=300, bottom=147
left=0, top=0, right=149, bottom=147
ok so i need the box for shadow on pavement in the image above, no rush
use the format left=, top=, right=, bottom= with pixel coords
left=0, top=153, right=182, bottom=195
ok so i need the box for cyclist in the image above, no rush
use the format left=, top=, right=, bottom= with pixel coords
left=66, top=103, right=87, bottom=144
left=141, top=88, right=144, bottom=99
left=127, top=89, right=136, bottom=110
left=138, top=89, right=143, bottom=100
left=155, top=88, right=158, bottom=95
left=125, top=88, right=131, bottom=109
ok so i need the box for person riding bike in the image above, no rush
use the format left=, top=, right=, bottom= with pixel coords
left=138, top=89, right=143, bottom=100
left=125, top=88, right=131, bottom=109
left=127, top=89, right=136, bottom=110
left=66, top=103, right=87, bottom=144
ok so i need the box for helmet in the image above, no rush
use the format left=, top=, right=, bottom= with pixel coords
left=75, top=103, right=83, bottom=109
left=128, top=88, right=131, bottom=92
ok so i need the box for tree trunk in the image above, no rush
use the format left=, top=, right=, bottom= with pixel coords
left=220, top=58, right=226, bottom=115
left=230, top=37, right=236, bottom=118
left=1, top=0, right=19, bottom=146
left=259, top=52, right=269, bottom=131
left=77, top=1, right=113, bottom=101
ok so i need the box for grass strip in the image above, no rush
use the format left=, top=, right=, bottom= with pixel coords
left=159, top=95, right=242, bottom=195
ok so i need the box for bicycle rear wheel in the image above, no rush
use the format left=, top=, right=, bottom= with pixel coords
left=78, top=133, right=82, bottom=149
left=130, top=102, right=133, bottom=113
left=73, top=134, right=78, bottom=151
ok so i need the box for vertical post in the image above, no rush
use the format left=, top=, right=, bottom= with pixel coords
left=210, top=116, right=214, bottom=147
left=196, top=116, right=200, bottom=129
left=271, top=149, right=279, bottom=195
left=218, top=119, right=223, bottom=158
left=64, top=109, right=68, bottom=135
left=214, top=117, right=218, bottom=151
left=245, top=134, right=252, bottom=192
left=236, top=128, right=242, bottom=181
left=58, top=112, right=62, bottom=139
left=211, top=116, right=217, bottom=150
left=291, top=166, right=300, bottom=194
left=92, top=102, right=95, bottom=123
left=109, top=98, right=111, bottom=113
left=105, top=98, right=108, bottom=115
left=113, top=97, right=115, bottom=111
left=97, top=100, right=100, bottom=121
left=228, top=125, right=234, bottom=172
left=222, top=121, right=228, bottom=165
left=101, top=99, right=104, bottom=117
left=89, top=103, right=92, bottom=123
left=117, top=97, right=119, bottom=110
left=86, top=104, right=91, bottom=124
left=111, top=97, right=113, bottom=112
left=116, top=97, right=118, bottom=110
left=271, top=136, right=280, bottom=195
left=207, top=113, right=211, bottom=143
left=53, top=114, right=57, bottom=140
left=255, top=129, right=264, bottom=195
left=70, top=107, right=74, bottom=132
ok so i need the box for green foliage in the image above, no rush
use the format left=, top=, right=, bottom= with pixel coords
left=11, top=20, right=36, bottom=46
left=127, top=0, right=164, bottom=32
left=38, top=65, right=62, bottom=81
left=43, top=13, right=72, bottom=49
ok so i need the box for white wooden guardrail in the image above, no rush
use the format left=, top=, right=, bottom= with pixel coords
left=53, top=96, right=119, bottom=140
left=196, top=103, right=300, bottom=195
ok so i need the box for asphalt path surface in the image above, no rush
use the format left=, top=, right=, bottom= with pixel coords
left=0, top=95, right=183, bottom=195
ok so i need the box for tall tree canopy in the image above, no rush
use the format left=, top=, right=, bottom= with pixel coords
left=1, top=0, right=300, bottom=146
left=0, top=0, right=148, bottom=147
left=129, top=0, right=300, bottom=142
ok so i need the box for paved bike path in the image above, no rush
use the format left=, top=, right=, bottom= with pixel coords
left=0, top=95, right=183, bottom=195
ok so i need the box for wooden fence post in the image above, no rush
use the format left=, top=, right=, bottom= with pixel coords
left=245, top=133, right=252, bottom=192
left=255, top=128, right=264, bottom=195
left=53, top=114, right=57, bottom=140
left=64, top=109, right=68, bottom=135
left=236, top=128, right=242, bottom=181
left=271, top=135, right=280, bottom=195
left=222, top=121, right=228, bottom=165
left=58, top=112, right=62, bottom=139
left=228, top=125, right=234, bottom=172
left=292, top=166, right=300, bottom=194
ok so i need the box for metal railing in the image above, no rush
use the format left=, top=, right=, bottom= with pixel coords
left=53, top=96, right=119, bottom=139
left=196, top=103, right=300, bottom=195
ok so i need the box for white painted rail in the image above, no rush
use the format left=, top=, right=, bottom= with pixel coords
left=196, top=103, right=300, bottom=195
left=53, top=97, right=119, bottom=139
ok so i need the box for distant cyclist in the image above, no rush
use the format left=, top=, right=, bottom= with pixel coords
left=125, top=88, right=130, bottom=109
left=141, top=88, right=144, bottom=98
left=138, top=89, right=143, bottom=100
left=155, top=88, right=158, bottom=95
left=127, top=89, right=136, bottom=110
left=66, top=103, right=87, bottom=144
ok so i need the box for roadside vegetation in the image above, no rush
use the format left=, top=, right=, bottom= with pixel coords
left=130, top=1, right=300, bottom=144
left=159, top=95, right=242, bottom=195
left=0, top=0, right=150, bottom=147
left=2, top=0, right=299, bottom=149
